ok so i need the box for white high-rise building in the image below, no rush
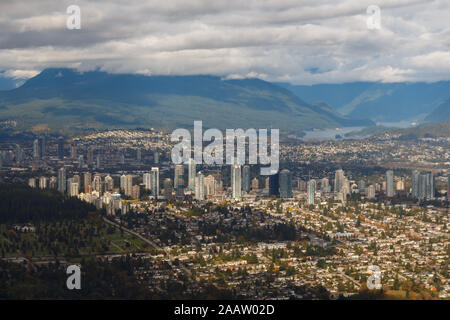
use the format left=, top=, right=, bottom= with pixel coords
left=334, top=169, right=345, bottom=193
left=386, top=170, right=394, bottom=197
left=188, top=158, right=196, bottom=191
left=194, top=171, right=205, bottom=200
left=307, top=180, right=315, bottom=205
left=120, top=174, right=133, bottom=196
left=69, top=182, right=79, bottom=197
left=143, top=172, right=152, bottom=190
left=39, top=176, right=48, bottom=189
left=204, top=174, right=216, bottom=196
left=231, top=164, right=242, bottom=200
left=151, top=167, right=159, bottom=198
left=367, top=185, right=376, bottom=199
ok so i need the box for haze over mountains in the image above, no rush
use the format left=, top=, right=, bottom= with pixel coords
left=278, top=82, right=450, bottom=123
left=0, top=68, right=372, bottom=134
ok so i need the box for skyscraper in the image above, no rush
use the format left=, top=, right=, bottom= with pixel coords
left=33, top=139, right=40, bottom=159
left=367, top=185, right=376, bottom=199
left=57, top=137, right=64, bottom=160
left=151, top=167, right=159, bottom=199
left=120, top=174, right=133, bottom=196
left=39, top=135, right=46, bottom=158
left=279, top=169, right=292, bottom=198
left=174, top=164, right=185, bottom=199
left=163, top=178, right=173, bottom=200
left=188, top=158, right=196, bottom=191
left=242, top=165, right=251, bottom=193
left=386, top=170, right=394, bottom=197
left=334, top=169, right=345, bottom=193
left=307, top=180, right=315, bottom=205
left=204, top=175, right=216, bottom=196
left=269, top=171, right=280, bottom=197
left=411, top=170, right=420, bottom=198
left=231, top=164, right=242, bottom=200
left=143, top=172, right=152, bottom=190
left=83, top=172, right=91, bottom=193
left=194, top=171, right=205, bottom=200
left=57, top=167, right=66, bottom=194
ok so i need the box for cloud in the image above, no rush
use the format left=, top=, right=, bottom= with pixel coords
left=0, top=0, right=448, bottom=84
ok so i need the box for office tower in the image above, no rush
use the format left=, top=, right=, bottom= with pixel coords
left=70, top=142, right=77, bottom=159
left=269, top=171, right=280, bottom=197
left=78, top=155, right=84, bottom=168
left=204, top=174, right=216, bottom=196
left=87, top=147, right=94, bottom=165
left=83, top=172, right=91, bottom=193
left=57, top=137, right=64, bottom=160
left=279, top=169, right=292, bottom=198
left=39, top=176, right=48, bottom=189
left=154, top=150, right=159, bottom=164
left=334, top=169, right=345, bottom=192
left=386, top=170, right=394, bottom=197
left=162, top=178, right=173, bottom=200
left=49, top=176, right=57, bottom=189
left=307, top=180, right=315, bottom=205
left=131, top=185, right=140, bottom=199
left=242, top=165, right=251, bottom=193
left=104, top=175, right=114, bottom=192
left=194, top=171, right=205, bottom=200
left=251, top=177, right=259, bottom=191
left=69, top=181, right=79, bottom=197
left=231, top=164, right=242, bottom=200
left=73, top=174, right=80, bottom=190
left=143, top=172, right=152, bottom=190
left=33, top=139, right=40, bottom=159
left=265, top=177, right=270, bottom=189
left=174, top=164, right=185, bottom=198
left=39, top=135, right=46, bottom=158
left=321, top=177, right=330, bottom=192
left=188, top=158, right=196, bottom=191
left=418, top=173, right=427, bottom=200
left=151, top=167, right=159, bottom=199
left=411, top=170, right=420, bottom=198
left=57, top=167, right=66, bottom=193
left=92, top=174, right=102, bottom=193
left=28, top=178, right=36, bottom=188
left=367, top=185, right=376, bottom=199
left=136, top=149, right=142, bottom=162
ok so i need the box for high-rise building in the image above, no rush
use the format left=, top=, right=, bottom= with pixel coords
left=28, top=178, right=36, bottom=188
left=69, top=181, right=79, bottom=197
left=426, top=172, right=434, bottom=200
left=104, top=175, right=114, bottom=191
left=83, top=172, right=91, bottom=193
left=194, top=171, right=205, bottom=200
left=367, top=185, right=376, bottom=199
left=70, top=142, right=77, bottom=159
left=153, top=150, right=159, bottom=164
left=151, top=167, right=159, bottom=199
left=334, top=169, right=345, bottom=193
left=242, top=165, right=251, bottom=193
left=307, top=180, right=315, bottom=205
left=174, top=165, right=185, bottom=199
left=269, top=171, right=280, bottom=197
left=131, top=185, right=140, bottom=199
left=321, top=177, right=330, bottom=192
left=417, top=172, right=434, bottom=200
left=57, top=167, right=66, bottom=193
left=188, top=158, right=196, bottom=191
left=163, top=178, right=173, bottom=200
left=92, top=174, right=102, bottom=193
left=136, top=149, right=142, bottom=162
left=57, top=137, right=64, bottom=160
left=231, top=164, right=242, bottom=200
left=39, top=176, right=48, bottom=189
left=120, top=174, right=133, bottom=196
left=39, top=136, right=46, bottom=158
left=204, top=175, right=216, bottom=196
left=386, top=170, right=394, bottom=197
left=78, top=155, right=84, bottom=168
left=251, top=177, right=259, bottom=191
left=33, top=139, right=40, bottom=159
left=143, top=172, right=152, bottom=190
left=447, top=175, right=450, bottom=200
left=279, top=169, right=292, bottom=198
left=411, top=170, right=420, bottom=198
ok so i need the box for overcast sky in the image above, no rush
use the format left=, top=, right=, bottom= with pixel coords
left=0, top=0, right=449, bottom=84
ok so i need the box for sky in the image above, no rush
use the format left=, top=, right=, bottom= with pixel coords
left=0, top=0, right=449, bottom=86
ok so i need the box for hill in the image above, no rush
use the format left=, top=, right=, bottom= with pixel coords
left=424, top=99, right=450, bottom=123
left=278, top=81, right=450, bottom=123
left=0, top=69, right=372, bottom=135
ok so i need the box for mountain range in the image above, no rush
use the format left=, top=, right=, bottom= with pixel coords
left=278, top=82, right=450, bottom=123
left=0, top=68, right=372, bottom=134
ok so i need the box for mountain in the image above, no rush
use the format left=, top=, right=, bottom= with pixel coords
left=278, top=81, right=450, bottom=123
left=0, top=68, right=372, bottom=134
left=424, top=99, right=450, bottom=123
